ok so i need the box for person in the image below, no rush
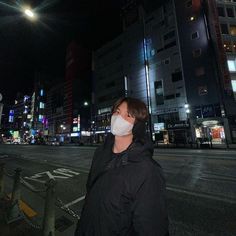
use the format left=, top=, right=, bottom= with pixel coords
left=75, top=97, right=169, bottom=236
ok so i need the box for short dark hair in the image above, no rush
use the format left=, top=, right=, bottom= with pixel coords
left=112, top=97, right=148, bottom=122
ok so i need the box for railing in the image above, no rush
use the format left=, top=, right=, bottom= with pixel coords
left=0, top=163, right=81, bottom=236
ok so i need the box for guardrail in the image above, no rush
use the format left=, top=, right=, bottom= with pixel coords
left=0, top=163, right=81, bottom=236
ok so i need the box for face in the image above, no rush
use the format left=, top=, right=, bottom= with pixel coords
left=113, top=102, right=135, bottom=125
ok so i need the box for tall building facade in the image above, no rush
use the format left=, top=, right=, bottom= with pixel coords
left=93, top=0, right=236, bottom=144
left=45, top=82, right=66, bottom=141
left=64, top=40, right=92, bottom=143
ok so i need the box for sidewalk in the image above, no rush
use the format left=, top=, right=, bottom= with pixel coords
left=0, top=197, right=41, bottom=236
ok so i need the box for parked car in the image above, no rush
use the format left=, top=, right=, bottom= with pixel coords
left=46, top=138, right=61, bottom=146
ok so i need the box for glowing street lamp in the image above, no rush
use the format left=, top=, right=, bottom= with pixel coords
left=25, top=9, right=34, bottom=18
left=23, top=7, right=36, bottom=20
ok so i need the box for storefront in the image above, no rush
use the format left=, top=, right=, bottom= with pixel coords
left=154, top=122, right=190, bottom=144
left=194, top=119, right=226, bottom=144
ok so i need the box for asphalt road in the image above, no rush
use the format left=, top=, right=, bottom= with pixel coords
left=0, top=144, right=236, bottom=236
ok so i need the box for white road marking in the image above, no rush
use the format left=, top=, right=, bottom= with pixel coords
left=63, top=195, right=86, bottom=208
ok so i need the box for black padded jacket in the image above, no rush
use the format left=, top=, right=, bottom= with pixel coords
left=75, top=133, right=169, bottom=236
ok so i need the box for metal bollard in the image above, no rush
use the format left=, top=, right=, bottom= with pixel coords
left=43, top=179, right=56, bottom=236
left=6, top=168, right=23, bottom=223
left=0, top=163, right=5, bottom=198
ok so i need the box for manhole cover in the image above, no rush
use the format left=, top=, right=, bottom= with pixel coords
left=55, top=215, right=74, bottom=232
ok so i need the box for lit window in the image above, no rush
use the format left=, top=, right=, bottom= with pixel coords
left=227, top=60, right=236, bottom=72
left=38, top=115, right=43, bottom=122
left=224, top=41, right=233, bottom=52
left=198, top=86, right=208, bottom=96
left=150, top=49, right=155, bottom=56
left=39, top=102, right=45, bottom=109
left=231, top=80, right=236, bottom=92
left=40, top=89, right=44, bottom=96
left=154, top=80, right=164, bottom=105
left=230, top=25, right=236, bottom=36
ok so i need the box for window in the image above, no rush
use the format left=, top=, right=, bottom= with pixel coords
left=185, top=0, right=192, bottom=8
left=164, top=41, right=176, bottom=49
left=192, top=48, right=202, bottom=58
left=227, top=8, right=234, bottom=17
left=224, top=41, right=233, bottom=52
left=164, top=59, right=170, bottom=65
left=227, top=59, right=236, bottom=72
left=39, top=102, right=45, bottom=109
left=230, top=25, right=236, bottom=35
left=157, top=112, right=179, bottom=123
left=165, top=94, right=175, bottom=100
left=233, top=42, right=236, bottom=50
left=150, top=49, right=155, bottom=56
left=231, top=80, right=236, bottom=92
left=217, top=7, right=225, bottom=17
left=220, top=24, right=229, bottom=34
left=198, top=86, right=208, bottom=96
left=191, top=31, right=199, bottom=40
left=40, top=89, right=44, bottom=96
left=163, top=30, right=175, bottom=41
left=195, top=67, right=205, bottom=77
left=172, top=71, right=183, bottom=82
left=154, top=81, right=164, bottom=105
left=38, top=115, right=43, bottom=122
left=176, top=93, right=181, bottom=97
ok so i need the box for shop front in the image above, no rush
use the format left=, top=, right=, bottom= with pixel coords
left=194, top=119, right=226, bottom=145
left=154, top=122, right=190, bottom=145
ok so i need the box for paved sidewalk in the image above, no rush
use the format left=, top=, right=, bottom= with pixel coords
left=0, top=197, right=41, bottom=236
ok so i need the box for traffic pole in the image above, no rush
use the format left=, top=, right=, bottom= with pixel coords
left=43, top=179, right=56, bottom=236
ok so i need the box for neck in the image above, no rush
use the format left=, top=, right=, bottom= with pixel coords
left=113, top=134, right=133, bottom=153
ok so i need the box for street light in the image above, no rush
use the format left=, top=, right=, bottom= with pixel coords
left=24, top=9, right=34, bottom=18
left=83, top=101, right=89, bottom=106
left=22, top=7, right=37, bottom=21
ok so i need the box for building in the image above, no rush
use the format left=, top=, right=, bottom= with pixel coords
left=64, top=40, right=92, bottom=143
left=93, top=0, right=236, bottom=144
left=30, top=78, right=47, bottom=142
left=6, top=93, right=32, bottom=142
left=45, top=82, right=67, bottom=142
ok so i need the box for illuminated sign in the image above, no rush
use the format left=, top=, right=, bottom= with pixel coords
left=78, top=115, right=80, bottom=131
left=9, top=110, right=14, bottom=123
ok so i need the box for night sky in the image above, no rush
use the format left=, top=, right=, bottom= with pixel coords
left=0, top=0, right=124, bottom=102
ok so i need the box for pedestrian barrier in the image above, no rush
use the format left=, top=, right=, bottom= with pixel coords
left=0, top=163, right=81, bottom=236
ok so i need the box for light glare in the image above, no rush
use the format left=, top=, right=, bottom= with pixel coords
left=24, top=9, right=34, bottom=18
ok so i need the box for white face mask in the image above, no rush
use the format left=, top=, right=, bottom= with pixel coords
left=111, top=115, right=134, bottom=136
